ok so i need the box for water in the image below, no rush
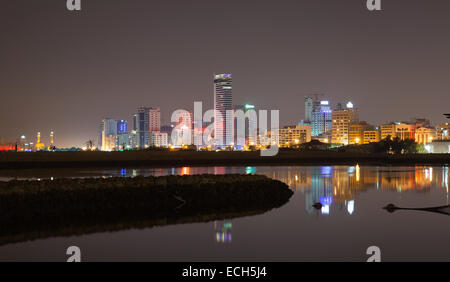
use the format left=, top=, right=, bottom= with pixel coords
left=0, top=165, right=449, bottom=261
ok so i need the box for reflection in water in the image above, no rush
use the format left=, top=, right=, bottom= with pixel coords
left=1, top=165, right=448, bottom=217
left=214, top=221, right=232, bottom=243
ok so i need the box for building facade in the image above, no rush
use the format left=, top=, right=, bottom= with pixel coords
left=415, top=126, right=436, bottom=144
left=436, top=123, right=450, bottom=140
left=331, top=102, right=359, bottom=145
left=349, top=122, right=372, bottom=145
left=363, top=130, right=381, bottom=144
left=278, top=125, right=311, bottom=147
left=214, top=74, right=233, bottom=146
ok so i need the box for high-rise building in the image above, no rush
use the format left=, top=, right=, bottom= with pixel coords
left=214, top=74, right=233, bottom=146
left=149, top=107, right=161, bottom=133
left=278, top=125, right=311, bottom=147
left=172, top=111, right=193, bottom=145
left=303, top=96, right=332, bottom=137
left=331, top=102, right=359, bottom=145
left=233, top=104, right=258, bottom=146
left=311, top=101, right=332, bottom=137
left=136, top=107, right=150, bottom=148
left=101, top=118, right=119, bottom=151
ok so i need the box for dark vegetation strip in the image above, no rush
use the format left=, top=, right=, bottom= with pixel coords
left=0, top=174, right=293, bottom=246
left=0, top=151, right=450, bottom=169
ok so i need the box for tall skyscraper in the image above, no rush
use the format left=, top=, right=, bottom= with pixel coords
left=214, top=74, right=233, bottom=146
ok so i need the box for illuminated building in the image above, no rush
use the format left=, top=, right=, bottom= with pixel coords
left=100, top=118, right=118, bottom=151
left=233, top=104, right=257, bottom=146
left=149, top=107, right=161, bottom=133
left=49, top=131, right=54, bottom=149
left=381, top=122, right=415, bottom=141
left=150, top=131, right=168, bottom=147
left=395, top=123, right=416, bottom=140
left=415, top=126, right=436, bottom=144
left=331, top=102, right=359, bottom=145
left=136, top=106, right=160, bottom=148
left=436, top=123, right=450, bottom=140
left=35, top=132, right=45, bottom=151
left=380, top=123, right=395, bottom=140
left=303, top=95, right=332, bottom=137
left=172, top=111, right=193, bottom=145
left=363, top=130, right=381, bottom=144
left=349, top=122, right=372, bottom=145
left=311, top=100, right=332, bottom=137
left=278, top=125, right=311, bottom=147
left=214, top=74, right=233, bottom=146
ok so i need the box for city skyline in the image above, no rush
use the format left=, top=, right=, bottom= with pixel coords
left=2, top=0, right=450, bottom=147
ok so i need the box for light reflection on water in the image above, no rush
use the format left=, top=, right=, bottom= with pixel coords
left=0, top=165, right=449, bottom=261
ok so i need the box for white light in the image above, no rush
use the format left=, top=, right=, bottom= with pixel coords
left=320, top=101, right=329, bottom=105
left=321, top=205, right=330, bottom=215
left=346, top=102, right=354, bottom=109
left=347, top=200, right=355, bottom=215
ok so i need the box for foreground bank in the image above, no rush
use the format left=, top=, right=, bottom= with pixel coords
left=0, top=150, right=450, bottom=169
left=0, top=174, right=292, bottom=245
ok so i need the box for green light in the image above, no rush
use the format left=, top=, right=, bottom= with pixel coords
left=245, top=104, right=255, bottom=109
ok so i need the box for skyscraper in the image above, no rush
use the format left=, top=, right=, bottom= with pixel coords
left=136, top=106, right=161, bottom=148
left=149, top=107, right=161, bottom=133
left=214, top=74, right=233, bottom=146
left=100, top=118, right=119, bottom=151
left=303, top=95, right=332, bottom=137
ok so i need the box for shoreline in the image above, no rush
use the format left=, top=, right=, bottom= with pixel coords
left=0, top=151, right=449, bottom=169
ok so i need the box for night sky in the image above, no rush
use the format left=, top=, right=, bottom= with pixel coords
left=1, top=0, right=450, bottom=147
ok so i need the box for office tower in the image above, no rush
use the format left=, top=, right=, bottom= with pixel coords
left=303, top=96, right=332, bottom=137
left=101, top=118, right=119, bottom=151
left=136, top=107, right=160, bottom=148
left=172, top=111, right=193, bottom=146
left=331, top=102, right=359, bottom=145
left=115, top=120, right=129, bottom=149
left=278, top=125, right=311, bottom=147
left=149, top=107, right=161, bottom=133
left=136, top=107, right=150, bottom=148
left=311, top=101, right=332, bottom=137
left=304, top=97, right=314, bottom=123
left=233, top=104, right=257, bottom=146
left=214, top=74, right=233, bottom=146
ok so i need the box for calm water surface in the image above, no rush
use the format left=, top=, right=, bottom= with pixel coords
left=0, top=165, right=449, bottom=261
